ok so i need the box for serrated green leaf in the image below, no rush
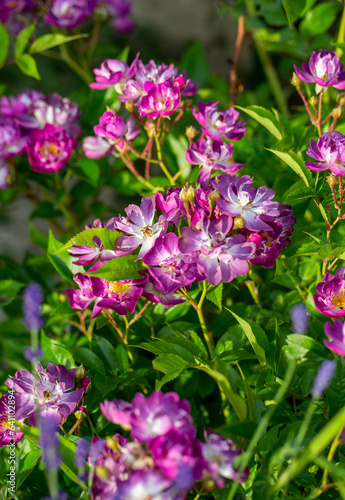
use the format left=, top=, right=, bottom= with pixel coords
left=56, top=227, right=121, bottom=254
left=282, top=0, right=306, bottom=26
left=226, top=309, right=267, bottom=367
left=284, top=334, right=328, bottom=361
left=16, top=54, right=40, bottom=79
left=0, top=23, right=10, bottom=68
left=153, top=353, right=190, bottom=375
left=68, top=346, right=106, bottom=375
left=18, top=449, right=41, bottom=474
left=14, top=23, right=35, bottom=58
left=88, top=255, right=144, bottom=281
left=139, top=338, right=196, bottom=364
left=283, top=185, right=314, bottom=203
left=319, top=202, right=330, bottom=225
left=236, top=105, right=282, bottom=140
left=268, top=149, right=312, bottom=186
left=29, top=33, right=88, bottom=54
left=206, top=283, right=223, bottom=310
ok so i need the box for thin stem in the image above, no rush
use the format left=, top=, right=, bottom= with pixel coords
left=294, top=401, right=317, bottom=449
left=336, top=5, right=345, bottom=58
left=320, top=432, right=342, bottom=489
left=172, top=162, right=190, bottom=182
left=230, top=16, right=247, bottom=106
left=317, top=93, right=323, bottom=137
left=119, top=153, right=156, bottom=191
left=228, top=360, right=297, bottom=500
left=154, top=133, right=175, bottom=185
left=197, top=281, right=215, bottom=358
left=297, top=87, right=317, bottom=126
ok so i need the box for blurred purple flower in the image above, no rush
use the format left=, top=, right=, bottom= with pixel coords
left=294, top=50, right=345, bottom=93
left=96, top=0, right=135, bottom=33
left=90, top=53, right=139, bottom=91
left=324, top=319, right=345, bottom=356
left=290, top=303, right=309, bottom=334
left=94, top=111, right=126, bottom=141
left=40, top=415, right=61, bottom=470
left=45, top=0, right=96, bottom=29
left=82, top=135, right=114, bottom=159
left=0, top=159, right=10, bottom=189
left=23, top=282, right=44, bottom=331
left=311, top=360, right=336, bottom=399
left=24, top=345, right=43, bottom=362
left=0, top=117, right=28, bottom=158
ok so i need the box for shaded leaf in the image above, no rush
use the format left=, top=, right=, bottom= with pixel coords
left=56, top=227, right=121, bottom=254
left=88, top=255, right=144, bottom=281
left=29, top=33, right=88, bottom=54
left=0, top=23, right=10, bottom=68
left=236, top=105, right=282, bottom=140
left=268, top=149, right=312, bottom=186
left=16, top=54, right=40, bottom=80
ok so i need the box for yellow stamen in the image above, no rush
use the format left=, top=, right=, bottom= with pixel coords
left=107, top=281, right=130, bottom=296
left=331, top=289, right=345, bottom=309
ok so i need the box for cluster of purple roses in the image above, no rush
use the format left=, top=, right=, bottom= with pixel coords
left=1, top=0, right=133, bottom=35
left=0, top=90, right=81, bottom=187
left=0, top=361, right=88, bottom=447
left=90, top=390, right=247, bottom=499
left=66, top=173, right=295, bottom=318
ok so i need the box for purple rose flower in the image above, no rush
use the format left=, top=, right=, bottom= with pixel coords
left=96, top=0, right=135, bottom=33
left=155, top=187, right=185, bottom=225
left=113, top=470, right=172, bottom=500
left=141, top=277, right=185, bottom=306
left=26, top=124, right=77, bottom=174
left=90, top=53, right=139, bottom=91
left=16, top=93, right=81, bottom=137
left=68, top=236, right=105, bottom=266
left=179, top=213, right=255, bottom=286
left=143, top=233, right=203, bottom=294
left=82, top=135, right=114, bottom=159
left=314, top=268, right=345, bottom=317
left=305, top=132, right=345, bottom=176
left=311, top=360, right=336, bottom=399
left=0, top=90, right=44, bottom=117
left=0, top=394, right=24, bottom=447
left=215, top=174, right=280, bottom=231
left=100, top=391, right=195, bottom=444
left=66, top=271, right=148, bottom=318
left=94, top=111, right=126, bottom=141
left=138, top=81, right=181, bottom=117
left=202, top=432, right=248, bottom=486
left=45, top=0, right=96, bottom=29
left=23, top=282, right=45, bottom=331
left=324, top=319, right=345, bottom=355
left=5, top=361, right=84, bottom=425
left=294, top=50, right=345, bottom=93
left=0, top=159, right=10, bottom=189
left=186, top=138, right=243, bottom=189
left=114, top=196, right=168, bottom=260
left=0, top=117, right=28, bottom=157
left=192, top=101, right=246, bottom=142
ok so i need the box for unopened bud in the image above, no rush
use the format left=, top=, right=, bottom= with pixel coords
left=146, top=121, right=156, bottom=139
left=74, top=406, right=87, bottom=421
left=309, top=96, right=318, bottom=107
left=338, top=94, right=345, bottom=107
left=332, top=106, right=343, bottom=120
left=186, top=126, right=197, bottom=141
left=125, top=101, right=134, bottom=113
left=186, top=185, right=196, bottom=202
left=291, top=72, right=302, bottom=87
left=179, top=188, right=188, bottom=203
left=75, top=365, right=85, bottom=380
left=326, top=174, right=338, bottom=188
left=115, top=140, right=127, bottom=153
left=95, top=466, right=108, bottom=479
left=208, top=189, right=220, bottom=207
left=233, top=216, right=245, bottom=230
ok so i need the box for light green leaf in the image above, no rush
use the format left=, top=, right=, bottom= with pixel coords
left=56, top=227, right=121, bottom=254
left=0, top=23, right=10, bottom=68
left=153, top=353, right=190, bottom=389
left=300, top=2, right=340, bottom=35
left=236, top=105, right=282, bottom=140
left=88, top=255, right=144, bottom=281
left=16, top=54, right=40, bottom=80
left=226, top=309, right=267, bottom=367
left=206, top=283, right=223, bottom=310
left=268, top=149, right=312, bottom=186
left=29, top=33, right=88, bottom=54
left=14, top=23, right=35, bottom=58
left=282, top=0, right=306, bottom=26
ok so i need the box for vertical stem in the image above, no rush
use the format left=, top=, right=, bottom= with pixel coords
left=154, top=133, right=175, bottom=185
left=197, top=281, right=215, bottom=358
left=336, top=6, right=345, bottom=58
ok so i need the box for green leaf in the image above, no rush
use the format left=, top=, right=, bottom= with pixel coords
left=91, top=335, right=118, bottom=373
left=226, top=309, right=267, bottom=367
left=56, top=227, right=121, bottom=254
left=76, top=157, right=100, bottom=186
left=283, top=334, right=328, bottom=361
left=300, top=2, right=340, bottom=35
left=139, top=338, right=196, bottom=364
left=14, top=23, right=35, bottom=58
left=29, top=33, right=88, bottom=54
left=153, top=353, right=191, bottom=388
left=47, top=230, right=81, bottom=285
left=17, top=449, right=41, bottom=488
left=282, top=184, right=314, bottom=203
left=29, top=222, right=48, bottom=249
left=68, top=346, right=106, bottom=375
left=0, top=279, right=24, bottom=305
left=236, top=105, right=282, bottom=140
left=282, top=0, right=306, bottom=26
left=16, top=54, right=40, bottom=79
left=268, top=149, right=312, bottom=186
left=0, top=23, right=10, bottom=68
left=88, top=255, right=144, bottom=281
left=206, top=283, right=223, bottom=310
